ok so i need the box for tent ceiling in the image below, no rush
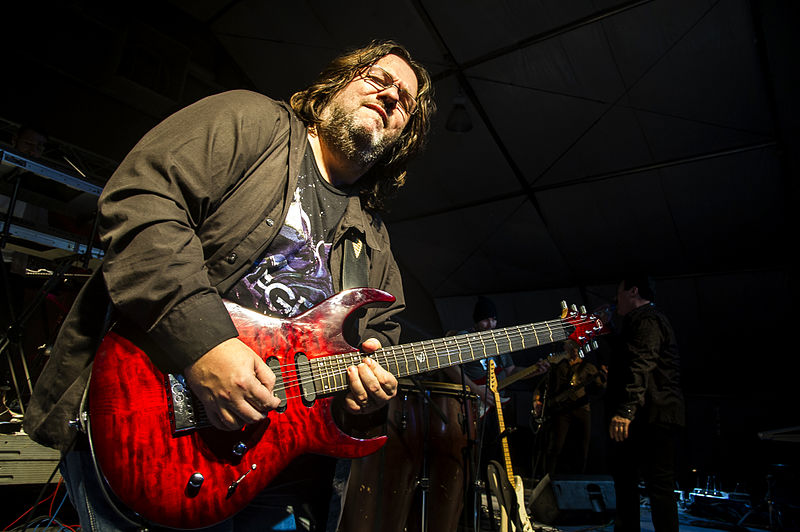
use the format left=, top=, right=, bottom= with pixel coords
left=1, top=0, right=793, bottom=300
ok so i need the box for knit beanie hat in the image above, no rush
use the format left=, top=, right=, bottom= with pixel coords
left=472, top=296, right=497, bottom=323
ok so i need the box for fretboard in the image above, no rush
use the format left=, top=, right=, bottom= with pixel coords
left=311, top=317, right=571, bottom=395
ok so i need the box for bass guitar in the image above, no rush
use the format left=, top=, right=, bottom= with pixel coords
left=88, top=288, right=604, bottom=529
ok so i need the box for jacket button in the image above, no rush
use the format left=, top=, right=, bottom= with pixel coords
left=265, top=218, right=274, bottom=226
left=226, top=252, right=237, bottom=264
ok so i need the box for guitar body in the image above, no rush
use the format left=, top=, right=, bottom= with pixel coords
left=513, top=475, right=535, bottom=532
left=88, top=288, right=393, bottom=529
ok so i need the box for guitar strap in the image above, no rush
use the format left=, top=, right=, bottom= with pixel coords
left=341, top=229, right=368, bottom=290
left=330, top=229, right=368, bottom=532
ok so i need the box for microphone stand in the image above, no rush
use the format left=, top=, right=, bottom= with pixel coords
left=1, top=251, right=78, bottom=417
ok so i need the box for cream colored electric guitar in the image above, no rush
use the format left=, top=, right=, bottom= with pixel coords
left=487, top=359, right=534, bottom=532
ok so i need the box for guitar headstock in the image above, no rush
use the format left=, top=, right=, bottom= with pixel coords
left=560, top=301, right=607, bottom=353
left=487, top=359, right=498, bottom=393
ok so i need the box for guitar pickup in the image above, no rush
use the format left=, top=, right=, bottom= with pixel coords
left=294, top=353, right=317, bottom=407
left=266, top=357, right=287, bottom=412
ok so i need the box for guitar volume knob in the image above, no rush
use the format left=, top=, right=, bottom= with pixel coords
left=185, top=472, right=205, bottom=497
left=188, top=472, right=204, bottom=488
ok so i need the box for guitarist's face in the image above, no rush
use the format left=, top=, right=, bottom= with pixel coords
left=475, top=317, right=497, bottom=331
left=616, top=281, right=639, bottom=316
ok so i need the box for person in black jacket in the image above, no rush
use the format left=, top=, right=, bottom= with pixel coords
left=23, top=40, right=435, bottom=532
left=605, top=276, right=685, bottom=532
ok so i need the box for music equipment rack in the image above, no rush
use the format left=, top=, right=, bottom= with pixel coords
left=1, top=148, right=105, bottom=260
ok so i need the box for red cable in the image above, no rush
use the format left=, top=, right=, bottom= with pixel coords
left=2, top=482, right=60, bottom=531
left=48, top=478, right=64, bottom=516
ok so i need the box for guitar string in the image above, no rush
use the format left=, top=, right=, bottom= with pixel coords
left=263, top=316, right=600, bottom=396
left=179, top=315, right=601, bottom=423
left=257, top=316, right=601, bottom=397
left=267, top=318, right=578, bottom=387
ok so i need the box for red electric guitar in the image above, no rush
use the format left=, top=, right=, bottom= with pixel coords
left=87, top=288, right=605, bottom=529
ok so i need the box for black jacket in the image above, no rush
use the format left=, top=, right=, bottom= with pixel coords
left=23, top=90, right=406, bottom=452
left=605, top=303, right=685, bottom=426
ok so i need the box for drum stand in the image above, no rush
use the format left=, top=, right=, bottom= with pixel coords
left=469, top=369, right=495, bottom=532
left=407, top=376, right=449, bottom=532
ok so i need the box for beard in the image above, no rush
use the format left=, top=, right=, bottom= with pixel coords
left=317, top=103, right=396, bottom=169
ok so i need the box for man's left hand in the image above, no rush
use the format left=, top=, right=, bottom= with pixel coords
left=534, top=359, right=550, bottom=375
left=344, top=338, right=398, bottom=414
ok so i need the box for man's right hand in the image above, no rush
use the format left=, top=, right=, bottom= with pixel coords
left=183, top=338, right=282, bottom=430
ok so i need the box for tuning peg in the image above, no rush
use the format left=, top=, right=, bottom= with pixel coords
left=560, top=300, right=568, bottom=318
left=580, top=305, right=587, bottom=315
left=592, top=340, right=599, bottom=350
left=570, top=303, right=578, bottom=313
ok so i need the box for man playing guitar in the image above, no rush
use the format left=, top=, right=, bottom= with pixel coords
left=23, top=40, right=435, bottom=531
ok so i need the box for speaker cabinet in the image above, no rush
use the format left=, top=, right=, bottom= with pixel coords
left=529, top=474, right=616, bottom=525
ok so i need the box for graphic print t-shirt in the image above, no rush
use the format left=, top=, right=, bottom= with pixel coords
left=226, top=145, right=352, bottom=318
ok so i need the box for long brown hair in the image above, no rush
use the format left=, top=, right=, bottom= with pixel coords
left=290, top=40, right=435, bottom=212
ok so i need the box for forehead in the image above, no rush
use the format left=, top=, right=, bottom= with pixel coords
left=615, top=281, right=628, bottom=297
left=373, top=53, right=418, bottom=97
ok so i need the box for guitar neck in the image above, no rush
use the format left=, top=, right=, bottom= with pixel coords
left=496, top=350, right=564, bottom=391
left=489, top=360, right=518, bottom=491
left=312, top=318, right=572, bottom=395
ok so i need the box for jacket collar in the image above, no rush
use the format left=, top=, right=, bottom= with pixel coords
left=336, top=195, right=383, bottom=252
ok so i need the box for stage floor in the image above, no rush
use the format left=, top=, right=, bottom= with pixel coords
left=557, top=507, right=771, bottom=532
left=473, top=491, right=783, bottom=532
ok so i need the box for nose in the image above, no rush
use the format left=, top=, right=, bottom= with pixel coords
left=376, top=84, right=401, bottom=110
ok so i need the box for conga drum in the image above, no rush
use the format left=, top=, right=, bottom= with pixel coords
left=340, top=379, right=479, bottom=532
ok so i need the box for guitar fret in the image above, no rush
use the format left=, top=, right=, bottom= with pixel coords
left=425, top=340, right=433, bottom=371
left=320, top=357, right=330, bottom=392
left=391, top=348, right=400, bottom=377
left=545, top=321, right=554, bottom=344
left=412, top=345, right=421, bottom=375
left=445, top=338, right=453, bottom=367
left=334, top=356, right=345, bottom=391
left=325, top=357, right=334, bottom=391
left=316, top=358, right=328, bottom=393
